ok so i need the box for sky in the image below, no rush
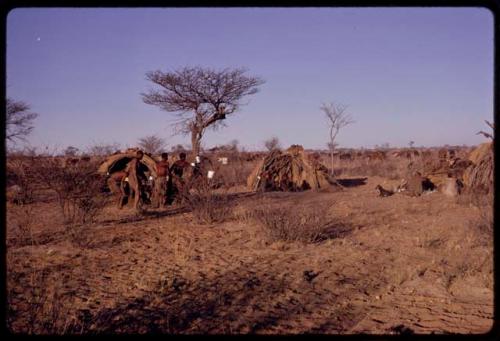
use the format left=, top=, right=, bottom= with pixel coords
left=6, top=7, right=494, bottom=152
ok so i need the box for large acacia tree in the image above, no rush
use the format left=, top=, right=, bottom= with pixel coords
left=142, top=66, right=264, bottom=158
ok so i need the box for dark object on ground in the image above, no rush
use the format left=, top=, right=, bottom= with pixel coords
left=375, top=185, right=394, bottom=197
left=337, top=177, right=368, bottom=188
left=389, top=324, right=415, bottom=335
left=303, top=270, right=320, bottom=282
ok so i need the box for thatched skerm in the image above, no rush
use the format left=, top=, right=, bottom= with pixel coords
left=467, top=142, right=492, bottom=165
left=247, top=145, right=339, bottom=192
left=463, top=142, right=493, bottom=194
left=97, top=151, right=158, bottom=177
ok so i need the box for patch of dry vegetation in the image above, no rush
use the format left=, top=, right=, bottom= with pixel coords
left=249, top=200, right=348, bottom=244
left=180, top=177, right=234, bottom=225
left=7, top=155, right=109, bottom=247
left=211, top=155, right=257, bottom=188
left=329, top=157, right=409, bottom=180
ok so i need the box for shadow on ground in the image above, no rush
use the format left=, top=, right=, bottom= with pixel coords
left=75, top=262, right=349, bottom=334
left=337, top=178, right=368, bottom=188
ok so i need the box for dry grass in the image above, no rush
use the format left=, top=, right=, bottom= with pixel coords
left=7, top=264, right=84, bottom=334
left=180, top=177, right=234, bottom=225
left=212, top=157, right=257, bottom=188
left=250, top=200, right=344, bottom=244
left=327, top=157, right=410, bottom=180
left=7, top=204, right=37, bottom=247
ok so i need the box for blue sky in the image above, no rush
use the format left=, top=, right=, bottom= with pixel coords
left=6, top=7, right=494, bottom=152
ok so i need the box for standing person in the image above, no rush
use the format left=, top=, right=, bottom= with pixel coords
left=153, top=152, right=170, bottom=208
left=107, top=170, right=128, bottom=208
left=122, top=150, right=145, bottom=211
left=168, top=152, right=191, bottom=204
left=170, top=152, right=190, bottom=178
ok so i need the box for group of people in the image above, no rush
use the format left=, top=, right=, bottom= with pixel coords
left=107, top=150, right=191, bottom=210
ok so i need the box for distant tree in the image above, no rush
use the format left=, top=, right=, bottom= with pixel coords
left=6, top=98, right=38, bottom=144
left=171, top=144, right=187, bottom=154
left=381, top=142, right=390, bottom=150
left=321, top=102, right=354, bottom=175
left=64, top=146, right=79, bottom=157
left=229, top=139, right=239, bottom=152
left=88, top=142, right=121, bottom=156
left=137, top=134, right=167, bottom=155
left=264, top=136, right=281, bottom=152
left=142, top=66, right=264, bottom=159
left=409, top=140, right=415, bottom=148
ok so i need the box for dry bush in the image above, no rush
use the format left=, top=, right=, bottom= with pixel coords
left=250, top=201, right=341, bottom=243
left=8, top=204, right=37, bottom=247
left=179, top=176, right=233, bottom=225
left=32, top=157, right=109, bottom=246
left=7, top=157, right=42, bottom=246
left=7, top=157, right=39, bottom=203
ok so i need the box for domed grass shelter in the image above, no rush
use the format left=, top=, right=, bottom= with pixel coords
left=247, top=145, right=341, bottom=192
left=98, top=150, right=159, bottom=199
left=98, top=151, right=158, bottom=178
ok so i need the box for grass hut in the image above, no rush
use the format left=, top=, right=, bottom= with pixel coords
left=463, top=142, right=493, bottom=194
left=98, top=150, right=158, bottom=178
left=247, top=145, right=340, bottom=192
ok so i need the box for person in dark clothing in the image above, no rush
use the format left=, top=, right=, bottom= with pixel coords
left=170, top=152, right=190, bottom=178
left=168, top=152, right=191, bottom=204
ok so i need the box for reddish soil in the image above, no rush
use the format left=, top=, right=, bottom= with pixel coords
left=6, top=175, right=493, bottom=334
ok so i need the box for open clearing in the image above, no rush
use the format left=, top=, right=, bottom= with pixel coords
left=7, top=174, right=493, bottom=334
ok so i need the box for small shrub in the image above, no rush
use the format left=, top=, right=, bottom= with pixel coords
left=251, top=201, right=340, bottom=243
left=180, top=177, right=233, bottom=225
left=6, top=157, right=38, bottom=204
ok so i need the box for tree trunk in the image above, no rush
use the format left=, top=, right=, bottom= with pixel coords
left=190, top=129, right=201, bottom=160
left=330, top=150, right=334, bottom=176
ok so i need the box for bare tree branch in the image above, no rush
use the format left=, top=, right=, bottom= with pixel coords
left=6, top=98, right=38, bottom=144
left=476, top=131, right=494, bottom=140
left=320, top=102, right=354, bottom=175
left=476, top=120, right=494, bottom=140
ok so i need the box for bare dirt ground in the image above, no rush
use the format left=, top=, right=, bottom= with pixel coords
left=6, top=175, right=493, bottom=334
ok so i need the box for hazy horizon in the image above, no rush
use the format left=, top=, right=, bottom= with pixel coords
left=6, top=7, right=494, bottom=153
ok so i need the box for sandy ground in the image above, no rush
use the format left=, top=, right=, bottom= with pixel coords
left=6, top=176, right=493, bottom=334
